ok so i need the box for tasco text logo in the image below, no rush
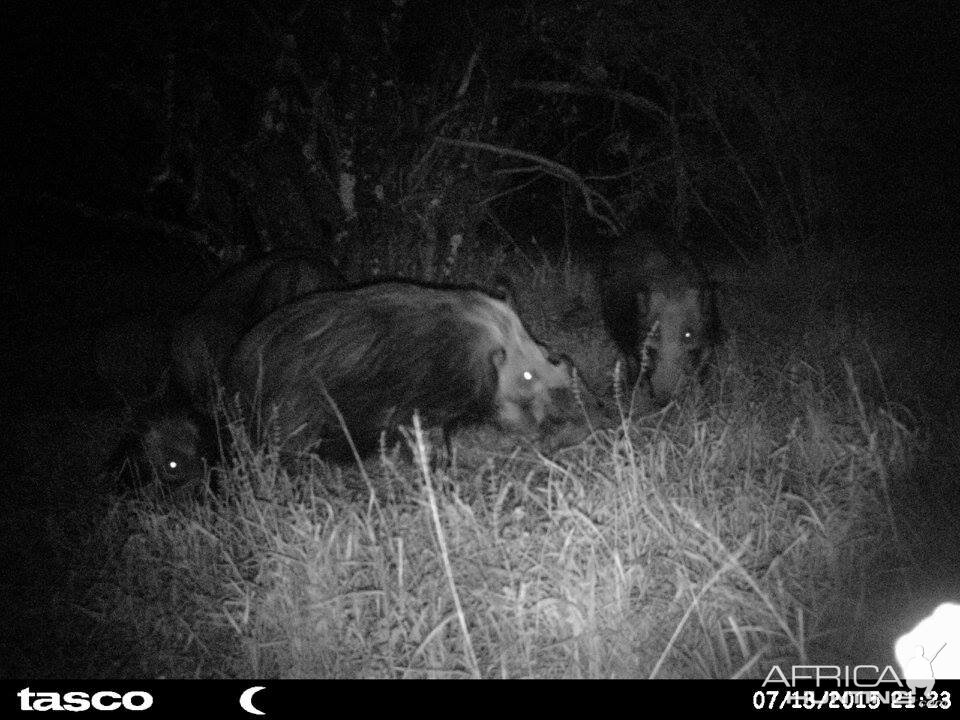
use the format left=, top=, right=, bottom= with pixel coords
left=18, top=688, right=153, bottom=712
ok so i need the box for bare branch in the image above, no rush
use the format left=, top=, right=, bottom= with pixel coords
left=456, top=44, right=483, bottom=99
left=435, top=137, right=622, bottom=236
left=512, top=81, right=671, bottom=124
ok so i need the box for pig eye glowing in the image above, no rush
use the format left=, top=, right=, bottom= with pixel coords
left=168, top=460, right=179, bottom=471
left=523, top=371, right=534, bottom=381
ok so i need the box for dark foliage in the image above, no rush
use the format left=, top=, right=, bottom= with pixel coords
left=13, top=0, right=840, bottom=272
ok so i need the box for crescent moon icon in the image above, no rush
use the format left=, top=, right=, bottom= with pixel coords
left=239, top=686, right=266, bottom=716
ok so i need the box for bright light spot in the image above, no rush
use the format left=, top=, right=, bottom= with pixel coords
left=895, top=602, right=960, bottom=684
left=168, top=461, right=178, bottom=470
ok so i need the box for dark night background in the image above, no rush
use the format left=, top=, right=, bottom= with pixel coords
left=2, top=0, right=959, bottom=678
left=5, top=1, right=959, bottom=397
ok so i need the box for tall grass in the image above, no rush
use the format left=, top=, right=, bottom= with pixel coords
left=79, top=256, right=914, bottom=678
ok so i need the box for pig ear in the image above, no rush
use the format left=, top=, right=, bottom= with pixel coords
left=141, top=425, right=163, bottom=449
left=546, top=349, right=572, bottom=368
left=634, top=289, right=649, bottom=319
left=683, top=287, right=700, bottom=305
left=491, top=274, right=519, bottom=309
